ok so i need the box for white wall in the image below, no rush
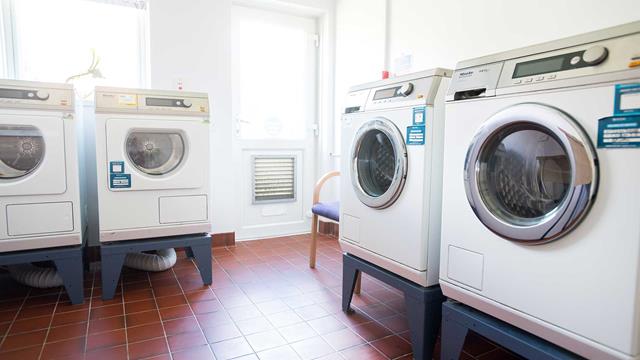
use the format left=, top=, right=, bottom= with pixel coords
left=334, top=0, right=385, bottom=154
left=149, top=0, right=336, bottom=235
left=149, top=0, right=235, bottom=233
left=334, top=0, right=640, bottom=80
left=387, top=0, right=640, bottom=73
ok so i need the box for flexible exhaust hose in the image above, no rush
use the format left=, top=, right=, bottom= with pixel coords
left=124, top=248, right=177, bottom=272
left=6, top=248, right=177, bottom=288
left=8, top=263, right=63, bottom=288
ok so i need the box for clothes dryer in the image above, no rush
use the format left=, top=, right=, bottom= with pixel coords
left=440, top=21, right=640, bottom=360
left=340, top=69, right=451, bottom=287
left=0, top=80, right=81, bottom=252
left=94, top=87, right=210, bottom=242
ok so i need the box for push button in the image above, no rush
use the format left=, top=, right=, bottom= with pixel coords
left=535, top=76, right=545, bottom=81
left=513, top=79, right=522, bottom=84
left=524, top=78, right=533, bottom=83
left=570, top=56, right=581, bottom=65
left=547, top=74, right=557, bottom=79
left=629, top=60, right=640, bottom=68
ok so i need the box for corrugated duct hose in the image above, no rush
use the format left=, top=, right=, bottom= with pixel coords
left=124, top=248, right=177, bottom=272
left=7, top=248, right=177, bottom=289
left=8, top=263, right=64, bottom=289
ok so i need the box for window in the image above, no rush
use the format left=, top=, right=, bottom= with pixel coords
left=232, top=6, right=317, bottom=140
left=1, top=0, right=148, bottom=88
left=126, top=131, right=185, bottom=176
left=0, top=124, right=45, bottom=179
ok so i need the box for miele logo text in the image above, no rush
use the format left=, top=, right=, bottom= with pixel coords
left=459, top=71, right=473, bottom=77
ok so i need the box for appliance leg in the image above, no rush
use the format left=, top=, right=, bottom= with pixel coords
left=405, top=294, right=442, bottom=360
left=441, top=308, right=468, bottom=360
left=100, top=253, right=126, bottom=300
left=342, top=259, right=360, bottom=313
left=189, top=244, right=212, bottom=285
left=185, top=247, right=194, bottom=258
left=309, top=214, right=318, bottom=268
left=53, top=255, right=84, bottom=305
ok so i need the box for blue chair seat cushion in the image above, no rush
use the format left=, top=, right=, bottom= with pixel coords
left=312, top=201, right=340, bottom=222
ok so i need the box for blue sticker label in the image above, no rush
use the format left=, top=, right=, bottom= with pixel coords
left=110, top=173, right=131, bottom=188
left=110, top=161, right=125, bottom=174
left=614, top=83, right=640, bottom=116
left=597, top=115, right=640, bottom=148
left=412, top=106, right=426, bottom=125
left=406, top=125, right=425, bottom=145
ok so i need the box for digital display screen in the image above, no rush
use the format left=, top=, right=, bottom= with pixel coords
left=513, top=57, right=565, bottom=78
left=0, top=88, right=27, bottom=99
left=146, top=97, right=178, bottom=107
left=373, top=86, right=400, bottom=100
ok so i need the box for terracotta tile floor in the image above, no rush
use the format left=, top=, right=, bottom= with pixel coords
left=0, top=234, right=521, bottom=360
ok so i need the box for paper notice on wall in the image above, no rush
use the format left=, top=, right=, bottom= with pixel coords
left=394, top=53, right=413, bottom=75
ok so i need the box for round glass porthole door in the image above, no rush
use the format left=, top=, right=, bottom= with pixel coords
left=126, top=131, right=185, bottom=176
left=465, top=103, right=598, bottom=243
left=351, top=117, right=407, bottom=209
left=0, top=125, right=45, bottom=179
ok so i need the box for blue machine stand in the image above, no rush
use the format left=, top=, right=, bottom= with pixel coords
left=441, top=300, right=581, bottom=359
left=100, top=233, right=212, bottom=300
left=0, top=245, right=84, bottom=304
left=342, top=253, right=445, bottom=360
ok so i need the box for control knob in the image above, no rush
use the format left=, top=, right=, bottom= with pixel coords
left=35, top=90, right=50, bottom=100
left=583, top=45, right=608, bottom=66
left=398, top=83, right=414, bottom=97
left=182, top=99, right=192, bottom=108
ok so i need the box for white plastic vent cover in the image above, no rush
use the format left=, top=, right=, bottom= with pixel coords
left=252, top=156, right=296, bottom=203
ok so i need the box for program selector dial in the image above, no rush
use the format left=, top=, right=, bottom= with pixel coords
left=583, top=45, right=609, bottom=65
left=35, top=90, right=50, bottom=100
left=398, top=83, right=414, bottom=97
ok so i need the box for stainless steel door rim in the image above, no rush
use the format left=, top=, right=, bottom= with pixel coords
left=464, top=103, right=598, bottom=244
left=350, top=117, right=407, bottom=209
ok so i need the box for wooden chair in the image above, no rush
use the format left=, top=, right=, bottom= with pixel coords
left=309, top=170, right=361, bottom=294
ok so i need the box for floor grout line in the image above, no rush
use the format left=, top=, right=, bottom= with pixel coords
left=36, top=288, right=63, bottom=360
left=169, top=256, right=216, bottom=358
left=0, top=235, right=509, bottom=360
left=0, top=285, right=32, bottom=350
left=148, top=268, right=174, bottom=360
left=81, top=271, right=96, bottom=357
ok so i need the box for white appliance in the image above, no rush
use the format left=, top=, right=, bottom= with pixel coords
left=94, top=87, right=211, bottom=242
left=440, top=22, right=640, bottom=360
left=340, top=69, right=451, bottom=287
left=0, top=80, right=81, bottom=252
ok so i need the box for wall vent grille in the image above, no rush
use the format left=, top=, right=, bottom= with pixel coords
left=252, top=155, right=296, bottom=203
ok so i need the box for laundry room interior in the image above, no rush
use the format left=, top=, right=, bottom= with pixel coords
left=0, top=0, right=639, bottom=359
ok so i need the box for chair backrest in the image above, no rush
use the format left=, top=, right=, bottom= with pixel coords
left=313, top=170, right=340, bottom=204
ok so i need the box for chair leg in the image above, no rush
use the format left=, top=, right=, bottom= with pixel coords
left=309, top=214, right=319, bottom=268
left=354, top=272, right=362, bottom=295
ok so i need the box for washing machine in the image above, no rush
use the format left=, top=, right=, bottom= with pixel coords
left=340, top=69, right=451, bottom=287
left=440, top=21, right=640, bottom=359
left=0, top=80, right=81, bottom=252
left=94, top=87, right=211, bottom=242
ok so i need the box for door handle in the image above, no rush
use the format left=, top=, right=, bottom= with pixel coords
left=235, top=117, right=251, bottom=136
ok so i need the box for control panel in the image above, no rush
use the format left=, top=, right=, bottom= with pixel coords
left=138, top=95, right=208, bottom=114
left=499, top=32, right=640, bottom=88
left=365, top=71, right=451, bottom=111
left=0, top=83, right=73, bottom=110
left=447, top=27, right=640, bottom=101
left=95, top=87, right=209, bottom=116
left=369, top=77, right=429, bottom=108
left=343, top=89, right=369, bottom=114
